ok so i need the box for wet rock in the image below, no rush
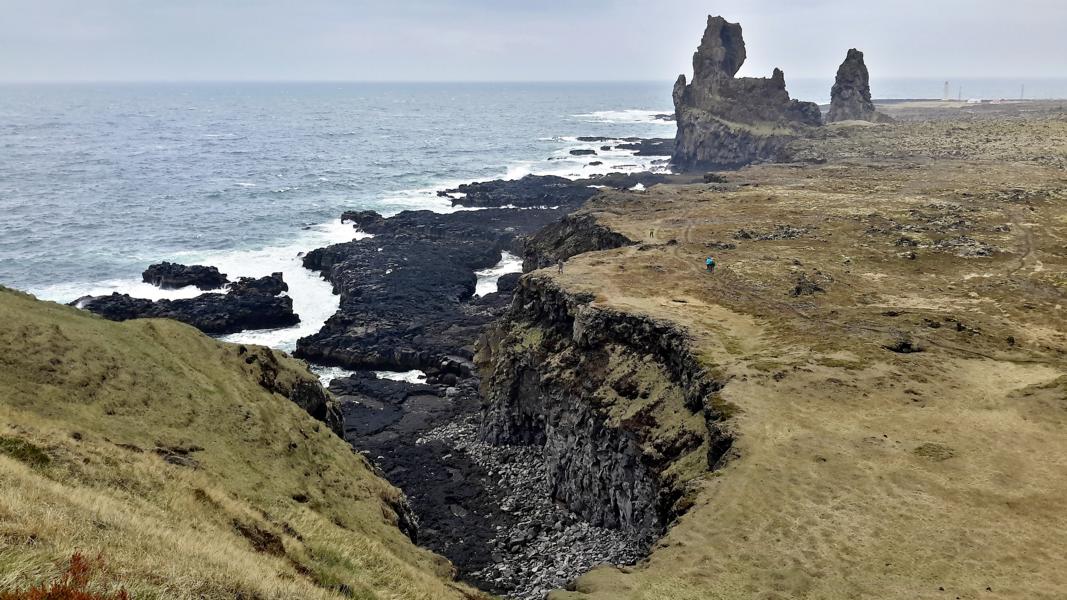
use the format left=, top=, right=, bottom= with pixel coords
left=444, top=175, right=598, bottom=209
left=142, top=261, right=228, bottom=290
left=615, top=138, right=675, bottom=156
left=228, top=272, right=288, bottom=296
left=295, top=207, right=564, bottom=371
left=570, top=149, right=597, bottom=156
left=672, top=16, right=822, bottom=171
left=340, top=209, right=385, bottom=229
left=75, top=290, right=299, bottom=335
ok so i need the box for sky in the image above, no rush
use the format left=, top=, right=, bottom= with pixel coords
left=0, top=0, right=1064, bottom=82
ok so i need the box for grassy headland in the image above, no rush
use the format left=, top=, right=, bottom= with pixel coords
left=0, top=287, right=480, bottom=599
left=544, top=101, right=1067, bottom=599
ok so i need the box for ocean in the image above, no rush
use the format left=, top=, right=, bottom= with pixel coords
left=2, top=79, right=1064, bottom=351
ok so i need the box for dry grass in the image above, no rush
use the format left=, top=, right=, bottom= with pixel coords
left=0, top=288, right=480, bottom=600
left=545, top=109, right=1067, bottom=599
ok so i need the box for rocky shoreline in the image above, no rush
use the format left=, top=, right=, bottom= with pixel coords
left=299, top=170, right=701, bottom=598
left=57, top=15, right=941, bottom=597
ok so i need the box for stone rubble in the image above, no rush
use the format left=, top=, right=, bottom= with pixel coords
left=423, top=415, right=650, bottom=600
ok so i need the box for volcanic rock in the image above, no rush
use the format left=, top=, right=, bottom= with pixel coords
left=295, top=207, right=566, bottom=371
left=142, top=262, right=228, bottom=290
left=77, top=272, right=297, bottom=334
left=827, top=49, right=892, bottom=123
left=76, top=291, right=298, bottom=335
left=615, top=138, right=674, bottom=156
left=672, top=16, right=822, bottom=171
left=228, top=272, right=288, bottom=296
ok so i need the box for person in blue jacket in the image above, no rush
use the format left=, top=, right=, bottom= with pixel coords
left=705, top=256, right=716, bottom=272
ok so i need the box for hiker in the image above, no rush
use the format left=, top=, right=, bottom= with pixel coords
left=557, top=259, right=564, bottom=274
left=705, top=256, right=716, bottom=272
left=649, top=229, right=655, bottom=239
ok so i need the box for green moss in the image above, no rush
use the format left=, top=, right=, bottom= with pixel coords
left=707, top=394, right=741, bottom=420
left=0, top=435, right=51, bottom=468
left=816, top=358, right=864, bottom=371
left=748, top=360, right=783, bottom=373
left=511, top=325, right=546, bottom=351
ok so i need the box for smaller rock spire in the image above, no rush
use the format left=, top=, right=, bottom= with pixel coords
left=827, top=48, right=890, bottom=123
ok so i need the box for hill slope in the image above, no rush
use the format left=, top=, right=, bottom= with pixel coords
left=0, top=287, right=480, bottom=600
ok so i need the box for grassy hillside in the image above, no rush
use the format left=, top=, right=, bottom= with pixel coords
left=0, top=287, right=480, bottom=600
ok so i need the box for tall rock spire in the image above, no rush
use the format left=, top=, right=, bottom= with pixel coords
left=672, top=16, right=822, bottom=171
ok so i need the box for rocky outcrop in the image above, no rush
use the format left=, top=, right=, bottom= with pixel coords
left=521, top=213, right=634, bottom=272
left=615, top=138, right=674, bottom=156
left=296, top=206, right=567, bottom=371
left=477, top=275, right=732, bottom=537
left=228, top=272, right=288, bottom=296
left=443, top=175, right=599, bottom=209
left=672, top=16, right=822, bottom=171
left=827, top=49, right=892, bottom=123
left=440, top=173, right=668, bottom=210
left=297, top=174, right=678, bottom=372
left=244, top=343, right=344, bottom=437
left=76, top=273, right=298, bottom=334
left=142, top=261, right=228, bottom=290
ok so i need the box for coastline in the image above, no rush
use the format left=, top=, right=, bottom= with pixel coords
left=4, top=82, right=1066, bottom=599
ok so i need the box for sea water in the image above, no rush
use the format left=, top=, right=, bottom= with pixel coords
left=2, top=79, right=1064, bottom=351
left=0, top=82, right=677, bottom=350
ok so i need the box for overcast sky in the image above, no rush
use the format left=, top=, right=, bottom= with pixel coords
left=0, top=0, right=1064, bottom=82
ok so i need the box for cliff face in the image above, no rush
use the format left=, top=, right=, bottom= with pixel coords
left=672, top=16, right=822, bottom=171
left=828, top=48, right=891, bottom=123
left=476, top=275, right=732, bottom=539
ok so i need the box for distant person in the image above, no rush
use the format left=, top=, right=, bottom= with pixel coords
left=649, top=229, right=655, bottom=239
left=557, top=259, right=564, bottom=274
left=705, top=256, right=716, bottom=272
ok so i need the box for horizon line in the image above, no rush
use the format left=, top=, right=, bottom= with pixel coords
left=1, top=76, right=1065, bottom=86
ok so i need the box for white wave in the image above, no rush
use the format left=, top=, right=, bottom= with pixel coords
left=572, top=109, right=676, bottom=125
left=375, top=370, right=428, bottom=384
left=39, top=279, right=207, bottom=304
left=311, top=365, right=355, bottom=387
left=376, top=179, right=492, bottom=216
left=34, top=219, right=368, bottom=355
left=474, top=251, right=523, bottom=297
left=311, top=366, right=427, bottom=388
left=213, top=223, right=368, bottom=353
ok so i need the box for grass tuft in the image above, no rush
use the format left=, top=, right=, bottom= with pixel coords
left=0, top=436, right=51, bottom=469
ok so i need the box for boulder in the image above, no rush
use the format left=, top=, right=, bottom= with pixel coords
left=672, top=16, right=822, bottom=171
left=827, top=49, right=893, bottom=123
left=142, top=262, right=228, bottom=290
